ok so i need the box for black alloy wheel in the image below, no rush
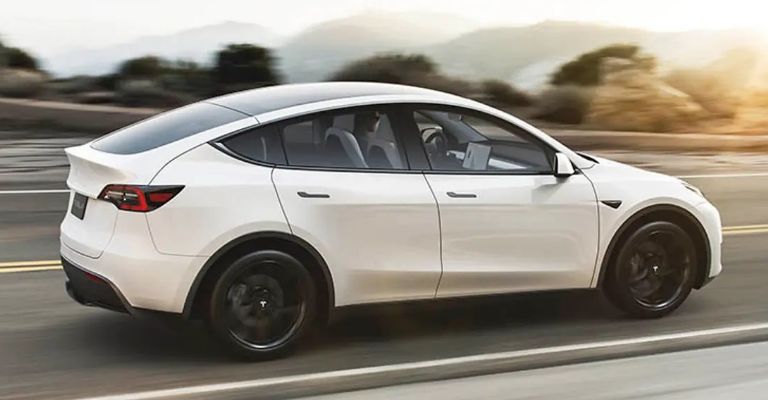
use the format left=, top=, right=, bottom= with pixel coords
left=605, top=221, right=697, bottom=318
left=207, top=250, right=316, bottom=359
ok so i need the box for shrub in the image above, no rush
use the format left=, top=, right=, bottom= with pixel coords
left=329, top=53, right=476, bottom=97
left=116, top=79, right=193, bottom=108
left=665, top=69, right=739, bottom=119
left=0, top=69, right=46, bottom=97
left=480, top=79, right=532, bottom=107
left=160, top=61, right=213, bottom=96
left=551, top=44, right=654, bottom=86
left=6, top=47, right=39, bottom=70
left=118, top=56, right=165, bottom=79
left=533, top=86, right=594, bottom=124
left=213, top=44, right=280, bottom=89
left=330, top=54, right=437, bottom=83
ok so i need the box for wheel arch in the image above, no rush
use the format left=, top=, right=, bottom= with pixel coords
left=183, top=231, right=335, bottom=323
left=596, top=204, right=711, bottom=290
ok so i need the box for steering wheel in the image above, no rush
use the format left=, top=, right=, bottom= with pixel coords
left=421, top=126, right=448, bottom=157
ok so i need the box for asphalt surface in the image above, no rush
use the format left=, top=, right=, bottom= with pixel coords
left=301, top=341, right=768, bottom=400
left=1, top=137, right=768, bottom=399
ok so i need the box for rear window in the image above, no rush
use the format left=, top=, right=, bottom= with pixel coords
left=91, top=102, right=247, bottom=154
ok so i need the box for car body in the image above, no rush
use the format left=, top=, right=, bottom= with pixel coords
left=60, top=82, right=722, bottom=358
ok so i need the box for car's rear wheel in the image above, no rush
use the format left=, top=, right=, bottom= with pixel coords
left=206, top=250, right=316, bottom=360
left=605, top=221, right=697, bottom=318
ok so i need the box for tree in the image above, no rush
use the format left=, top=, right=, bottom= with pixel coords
left=118, top=56, right=165, bottom=79
left=6, top=47, right=39, bottom=70
left=213, top=44, right=279, bottom=87
left=551, top=44, right=653, bottom=86
left=330, top=54, right=437, bottom=83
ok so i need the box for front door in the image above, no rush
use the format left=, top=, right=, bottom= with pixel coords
left=408, top=106, right=599, bottom=298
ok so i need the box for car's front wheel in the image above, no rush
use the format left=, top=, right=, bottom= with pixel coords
left=604, top=221, right=697, bottom=318
left=206, top=250, right=316, bottom=360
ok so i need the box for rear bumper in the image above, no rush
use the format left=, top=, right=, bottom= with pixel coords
left=60, top=211, right=208, bottom=314
left=62, top=257, right=129, bottom=313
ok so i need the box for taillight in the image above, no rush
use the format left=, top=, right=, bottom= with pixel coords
left=98, top=185, right=184, bottom=212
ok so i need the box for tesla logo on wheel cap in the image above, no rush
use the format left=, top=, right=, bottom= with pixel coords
left=259, top=300, right=267, bottom=308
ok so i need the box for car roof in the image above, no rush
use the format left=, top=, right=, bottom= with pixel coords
left=205, top=82, right=459, bottom=116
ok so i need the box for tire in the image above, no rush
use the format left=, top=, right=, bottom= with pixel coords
left=206, top=250, right=317, bottom=360
left=604, top=221, right=697, bottom=318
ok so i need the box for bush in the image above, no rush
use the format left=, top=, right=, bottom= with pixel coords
left=551, top=44, right=654, bottom=86
left=330, top=54, right=437, bottom=83
left=213, top=44, right=280, bottom=89
left=118, top=56, right=165, bottom=79
left=665, top=69, right=739, bottom=119
left=160, top=61, right=213, bottom=96
left=0, top=69, right=46, bottom=97
left=6, top=47, right=39, bottom=70
left=95, top=74, right=119, bottom=91
left=50, top=75, right=99, bottom=94
left=116, top=80, right=193, bottom=108
left=329, top=53, right=476, bottom=97
left=533, top=86, right=594, bottom=124
left=480, top=79, right=532, bottom=107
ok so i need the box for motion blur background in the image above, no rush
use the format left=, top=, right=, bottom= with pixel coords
left=2, top=1, right=768, bottom=399
left=4, top=0, right=768, bottom=183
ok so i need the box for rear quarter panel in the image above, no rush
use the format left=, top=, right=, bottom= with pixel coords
left=146, top=144, right=290, bottom=256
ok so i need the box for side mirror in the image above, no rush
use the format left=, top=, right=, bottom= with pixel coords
left=554, top=153, right=575, bottom=178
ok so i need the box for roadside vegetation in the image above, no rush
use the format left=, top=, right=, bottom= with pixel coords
left=1, top=36, right=766, bottom=134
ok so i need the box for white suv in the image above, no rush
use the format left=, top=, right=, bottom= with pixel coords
left=60, top=82, right=722, bottom=359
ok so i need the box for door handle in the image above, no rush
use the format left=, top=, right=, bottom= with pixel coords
left=297, top=191, right=330, bottom=198
left=446, top=191, right=477, bottom=198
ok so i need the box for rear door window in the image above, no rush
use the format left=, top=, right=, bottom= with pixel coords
left=91, top=102, right=247, bottom=154
left=280, top=109, right=409, bottom=170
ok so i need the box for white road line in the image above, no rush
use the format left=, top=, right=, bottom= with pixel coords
left=679, top=172, right=768, bottom=179
left=79, top=322, right=768, bottom=400
left=0, top=189, right=69, bottom=194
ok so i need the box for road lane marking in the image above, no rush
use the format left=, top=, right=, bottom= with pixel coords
left=0, top=260, right=62, bottom=273
left=79, top=322, right=768, bottom=400
left=0, top=259, right=60, bottom=268
left=679, top=172, right=768, bottom=179
left=0, top=265, right=62, bottom=273
left=723, top=224, right=768, bottom=235
left=0, top=225, right=765, bottom=275
left=0, top=189, right=69, bottom=194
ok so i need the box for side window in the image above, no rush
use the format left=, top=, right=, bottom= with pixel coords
left=415, top=109, right=553, bottom=173
left=280, top=109, right=408, bottom=170
left=220, top=125, right=286, bottom=164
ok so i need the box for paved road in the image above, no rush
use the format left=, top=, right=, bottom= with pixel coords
left=1, top=145, right=768, bottom=398
left=301, top=341, right=768, bottom=400
left=1, top=232, right=767, bottom=399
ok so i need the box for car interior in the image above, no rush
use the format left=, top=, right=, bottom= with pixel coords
left=415, top=110, right=553, bottom=172
left=282, top=111, right=407, bottom=169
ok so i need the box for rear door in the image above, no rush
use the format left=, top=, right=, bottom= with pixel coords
left=270, top=106, right=442, bottom=306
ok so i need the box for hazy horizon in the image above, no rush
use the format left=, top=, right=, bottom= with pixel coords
left=2, top=0, right=768, bottom=57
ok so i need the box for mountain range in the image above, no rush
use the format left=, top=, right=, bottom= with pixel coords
left=37, top=13, right=765, bottom=90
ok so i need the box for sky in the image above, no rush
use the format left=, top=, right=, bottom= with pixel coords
left=2, top=0, right=767, bottom=55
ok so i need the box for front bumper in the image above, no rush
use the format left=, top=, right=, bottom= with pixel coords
left=695, top=200, right=723, bottom=287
